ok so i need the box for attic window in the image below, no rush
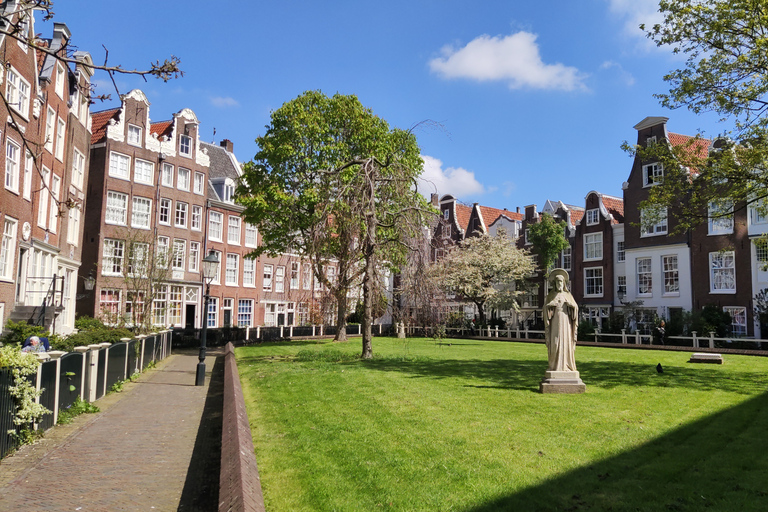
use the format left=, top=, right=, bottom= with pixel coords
left=642, top=163, right=663, bottom=187
left=646, top=136, right=657, bottom=147
left=586, top=209, right=599, bottom=226
left=443, top=209, right=449, bottom=220
left=180, top=135, right=192, bottom=157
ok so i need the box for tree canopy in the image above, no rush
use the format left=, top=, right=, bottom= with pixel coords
left=526, top=213, right=570, bottom=273
left=433, top=230, right=535, bottom=325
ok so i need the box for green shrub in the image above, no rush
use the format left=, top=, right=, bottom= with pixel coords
left=74, top=316, right=107, bottom=332
left=577, top=320, right=595, bottom=341
left=59, top=327, right=134, bottom=351
left=1, top=320, right=47, bottom=346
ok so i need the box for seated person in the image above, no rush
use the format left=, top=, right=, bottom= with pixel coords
left=21, top=335, right=49, bottom=352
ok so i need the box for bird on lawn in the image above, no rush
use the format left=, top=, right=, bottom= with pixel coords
left=656, top=363, right=663, bottom=373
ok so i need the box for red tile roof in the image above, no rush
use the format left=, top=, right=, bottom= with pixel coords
left=90, top=108, right=120, bottom=144
left=668, top=132, right=710, bottom=159
left=601, top=194, right=624, bottom=224
left=570, top=209, right=585, bottom=225
left=151, top=120, right=173, bottom=139
left=479, top=205, right=523, bottom=226
left=455, top=204, right=472, bottom=233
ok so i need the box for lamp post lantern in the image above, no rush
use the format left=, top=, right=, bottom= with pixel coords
left=196, top=250, right=220, bottom=386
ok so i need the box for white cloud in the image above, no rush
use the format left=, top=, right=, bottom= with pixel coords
left=606, top=0, right=664, bottom=44
left=429, top=31, right=588, bottom=91
left=418, top=155, right=487, bottom=199
left=600, top=60, right=636, bottom=86
left=210, top=96, right=240, bottom=107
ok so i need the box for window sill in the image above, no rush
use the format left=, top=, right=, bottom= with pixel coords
left=709, top=290, right=736, bottom=294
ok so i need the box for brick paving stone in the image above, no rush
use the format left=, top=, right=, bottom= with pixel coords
left=0, top=348, right=223, bottom=512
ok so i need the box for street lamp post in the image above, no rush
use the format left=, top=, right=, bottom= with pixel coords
left=196, top=250, right=220, bottom=386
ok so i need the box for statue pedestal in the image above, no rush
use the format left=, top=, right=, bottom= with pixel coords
left=540, top=370, right=586, bottom=394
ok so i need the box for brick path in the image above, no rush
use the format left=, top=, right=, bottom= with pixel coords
left=0, top=348, right=224, bottom=512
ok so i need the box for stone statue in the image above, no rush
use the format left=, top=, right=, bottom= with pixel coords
left=540, top=269, right=585, bottom=393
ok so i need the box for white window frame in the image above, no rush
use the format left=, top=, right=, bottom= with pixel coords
left=263, top=264, right=273, bottom=291
left=209, top=212, right=223, bottom=241
left=243, top=258, right=256, bottom=287
left=228, top=216, right=241, bottom=245
left=189, top=241, right=200, bottom=273
left=290, top=262, right=300, bottom=289
left=177, top=167, right=190, bottom=191
left=55, top=117, right=66, bottom=161
left=561, top=246, right=571, bottom=271
left=0, top=217, right=18, bottom=280
left=174, top=201, right=188, bottom=228
left=245, top=223, right=258, bottom=248
left=642, top=162, right=663, bottom=187
left=275, top=266, right=285, bottom=293
left=67, top=206, right=80, bottom=246
left=662, top=254, right=679, bottom=295
left=37, top=167, right=50, bottom=228
left=105, top=191, right=128, bottom=225
left=237, top=299, right=253, bottom=327
left=45, top=107, right=56, bottom=152
left=225, top=253, right=239, bottom=286
left=617, top=241, right=625, bottom=262
left=55, top=62, right=66, bottom=99
left=172, top=240, right=186, bottom=271
left=191, top=205, right=202, bottom=231
left=584, top=267, right=603, bottom=297
left=708, top=200, right=734, bottom=235
left=5, top=138, right=20, bottom=193
left=23, top=151, right=33, bottom=200
left=637, top=257, right=652, bottom=296
left=640, top=207, right=668, bottom=237
left=127, top=124, right=142, bottom=147
left=134, top=159, right=154, bottom=185
left=586, top=209, right=599, bottom=226
left=109, top=151, right=131, bottom=180
left=180, top=135, right=192, bottom=157
left=48, top=175, right=60, bottom=233
left=194, top=172, right=205, bottom=195
left=710, top=251, right=736, bottom=293
left=131, top=197, right=152, bottom=229
left=161, top=163, right=174, bottom=187
left=159, top=198, right=171, bottom=226
left=6, top=67, right=30, bottom=118
left=583, top=232, right=603, bottom=261
left=102, top=239, right=125, bottom=276
left=724, top=306, right=747, bottom=337
left=72, top=148, right=85, bottom=190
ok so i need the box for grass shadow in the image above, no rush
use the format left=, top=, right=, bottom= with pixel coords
left=464, top=390, right=768, bottom=511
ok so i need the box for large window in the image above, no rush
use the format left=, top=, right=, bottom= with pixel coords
left=5, top=139, right=20, bottom=193
left=153, top=285, right=167, bottom=326
left=275, top=266, right=285, bottom=292
left=642, top=162, right=663, bottom=186
left=237, top=299, right=253, bottom=327
left=0, top=217, right=18, bottom=279
left=177, top=167, right=190, bottom=191
left=263, top=264, right=273, bottom=291
left=710, top=251, right=736, bottom=292
left=106, top=191, right=128, bottom=225
left=207, top=297, right=218, bottom=328
left=584, top=233, right=603, bottom=261
left=245, top=223, right=258, bottom=247
left=637, top=257, right=652, bottom=295
left=243, top=258, right=256, bottom=286
left=5, top=67, right=30, bottom=117
left=127, top=124, right=142, bottom=146
left=228, top=216, right=241, bottom=244
left=172, top=240, right=186, bottom=271
left=102, top=239, right=125, bottom=275
left=100, top=289, right=121, bottom=320
left=225, top=253, right=239, bottom=285
left=290, top=262, right=300, bottom=289
left=180, top=135, right=192, bottom=156
left=156, top=237, right=170, bottom=268
left=161, top=163, right=174, bottom=187
left=586, top=209, right=599, bottom=225
left=191, top=205, right=202, bottom=231
left=662, top=255, right=679, bottom=294
left=617, top=241, right=625, bottom=262
left=194, top=172, right=204, bottom=195
left=127, top=242, right=148, bottom=276
left=724, top=306, right=747, bottom=337
left=55, top=118, right=65, bottom=161
left=109, top=152, right=130, bottom=180
left=131, top=197, right=152, bottom=229
left=175, top=201, right=188, bottom=228
left=209, top=212, right=223, bottom=241
left=708, top=200, right=734, bottom=235
left=168, top=286, right=183, bottom=326
left=189, top=242, right=200, bottom=272
left=640, top=207, right=668, bottom=236
left=159, top=198, right=171, bottom=225
left=584, top=267, right=603, bottom=296
left=134, top=159, right=154, bottom=185
left=72, top=149, right=85, bottom=190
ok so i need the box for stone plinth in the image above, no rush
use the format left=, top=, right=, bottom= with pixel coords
left=689, top=353, right=724, bottom=364
left=540, top=370, right=586, bottom=394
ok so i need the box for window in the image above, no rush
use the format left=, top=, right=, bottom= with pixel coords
left=228, top=216, right=241, bottom=244
left=586, top=209, right=599, bottom=226
left=708, top=200, right=734, bottom=235
left=159, top=198, right=171, bottom=225
left=642, top=163, right=663, bottom=186
left=443, top=209, right=449, bottom=220
left=637, top=257, right=652, bottom=295
left=211, top=250, right=222, bottom=284
left=172, top=240, right=186, bottom=271
left=303, top=265, right=311, bottom=290
left=45, top=107, right=55, bottom=152
left=0, top=217, right=18, bottom=279
left=520, top=286, right=539, bottom=308
left=245, top=223, right=258, bottom=247
left=561, top=246, right=571, bottom=270
left=263, top=264, right=273, bottom=291
left=290, top=262, right=300, bottom=289
left=5, top=139, right=20, bottom=193
left=617, top=275, right=627, bottom=298
left=209, top=212, right=223, bottom=241
left=189, top=242, right=200, bottom=272
left=109, top=152, right=130, bottom=180
left=127, top=242, right=148, bottom=276
left=48, top=175, right=60, bottom=233
left=750, top=199, right=768, bottom=225
left=125, top=292, right=145, bottom=326
left=584, top=267, right=603, bottom=296
left=134, top=159, right=154, bottom=185
left=100, top=289, right=121, bottom=320
left=105, top=191, right=128, bottom=225
left=180, top=135, right=192, bottom=156
left=152, top=285, right=167, bottom=326
left=617, top=241, right=625, bottom=262
left=127, top=124, right=142, bottom=146
left=298, top=303, right=309, bottom=326
left=191, top=205, right=202, bottom=230
left=161, top=163, right=174, bottom=187
left=6, top=67, right=30, bottom=117
left=710, top=251, right=736, bottom=292
left=756, top=240, right=768, bottom=269
left=175, top=202, right=188, bottom=228
left=23, top=151, right=32, bottom=199
left=662, top=255, right=679, bottom=294
left=646, top=136, right=657, bottom=147
left=222, top=298, right=233, bottom=327
left=223, top=182, right=235, bottom=202
left=584, top=233, right=603, bottom=260
left=237, top=299, right=253, bottom=327
left=37, top=168, right=50, bottom=228
left=276, top=266, right=285, bottom=292
left=226, top=254, right=239, bottom=285
left=243, top=258, right=256, bottom=286
left=72, top=149, right=85, bottom=190
left=207, top=297, right=218, bottom=328
left=724, top=307, right=747, bottom=337
left=131, top=197, right=152, bottom=229
left=640, top=207, right=668, bottom=236
left=55, top=118, right=65, bottom=161
left=67, top=207, right=80, bottom=245
left=264, top=303, right=276, bottom=327
left=102, top=239, right=125, bottom=275
left=194, top=172, right=204, bottom=194
left=55, top=63, right=65, bottom=98
left=177, top=167, right=190, bottom=191
left=443, top=224, right=451, bottom=237
left=156, top=237, right=170, bottom=268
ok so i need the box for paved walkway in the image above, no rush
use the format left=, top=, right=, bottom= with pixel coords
left=0, top=348, right=224, bottom=512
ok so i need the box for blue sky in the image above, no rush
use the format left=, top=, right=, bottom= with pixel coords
left=49, top=0, right=726, bottom=211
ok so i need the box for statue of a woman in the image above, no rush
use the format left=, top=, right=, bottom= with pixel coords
left=543, top=269, right=578, bottom=372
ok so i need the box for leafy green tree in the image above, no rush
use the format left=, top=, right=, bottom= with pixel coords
left=631, top=0, right=768, bottom=229
left=238, top=91, right=434, bottom=357
left=433, top=230, right=535, bottom=325
left=526, top=213, right=570, bottom=273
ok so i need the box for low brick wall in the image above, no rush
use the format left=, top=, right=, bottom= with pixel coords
left=219, top=342, right=265, bottom=512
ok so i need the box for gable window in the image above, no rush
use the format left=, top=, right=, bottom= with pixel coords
left=180, top=135, right=192, bottom=156
left=443, top=209, right=449, bottom=220
left=55, top=63, right=66, bottom=98
left=637, top=257, right=652, bottom=295
left=177, top=167, right=190, bottom=191
left=209, top=212, right=223, bottom=241
left=109, top=152, right=130, bottom=180
left=134, top=159, right=154, bottom=185
left=662, top=255, right=679, bottom=294
left=710, top=251, right=736, bottom=293
left=708, top=200, right=734, bottom=235
left=640, top=207, right=667, bottom=236
left=584, top=232, right=603, bottom=261
left=617, top=241, right=625, bottom=262
left=6, top=67, right=30, bottom=117
left=584, top=267, right=603, bottom=296
left=106, top=191, right=128, bottom=225
left=642, top=163, right=663, bottom=187
left=127, top=125, right=142, bottom=146
left=161, top=163, right=174, bottom=187
left=131, top=197, right=152, bottom=229
left=646, top=136, right=657, bottom=147
left=586, top=209, right=599, bottom=226
left=159, top=198, right=171, bottom=225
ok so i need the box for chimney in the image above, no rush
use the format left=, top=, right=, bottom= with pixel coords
left=52, top=23, right=71, bottom=50
left=516, top=207, right=520, bottom=214
left=220, top=139, right=234, bottom=153
left=430, top=193, right=439, bottom=206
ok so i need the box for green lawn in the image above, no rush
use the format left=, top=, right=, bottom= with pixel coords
left=236, top=337, right=768, bottom=511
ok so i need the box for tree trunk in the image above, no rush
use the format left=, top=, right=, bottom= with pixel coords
left=476, top=302, right=486, bottom=326
left=361, top=247, right=374, bottom=359
left=334, top=290, right=348, bottom=342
